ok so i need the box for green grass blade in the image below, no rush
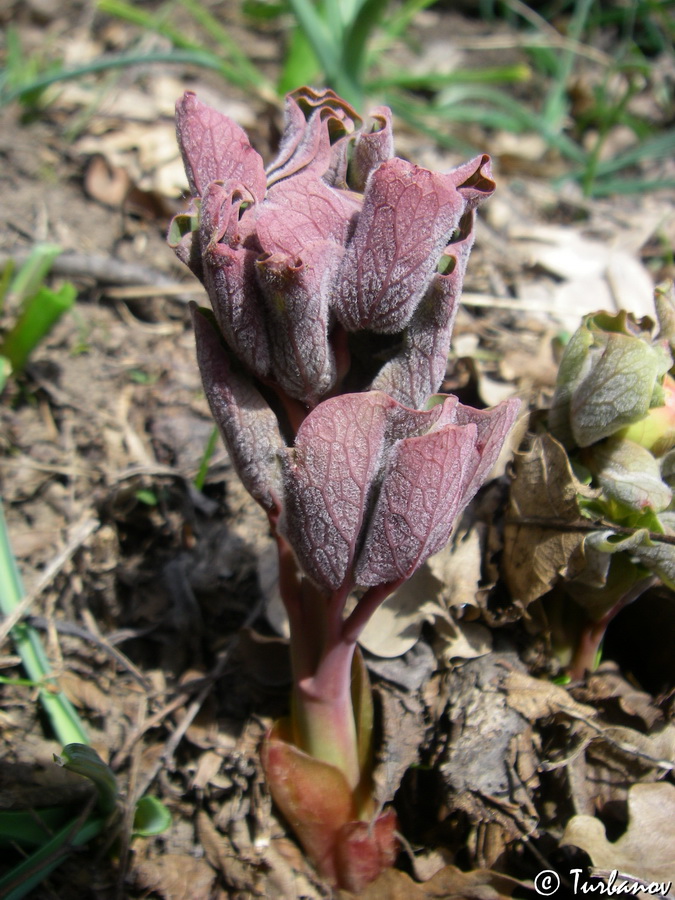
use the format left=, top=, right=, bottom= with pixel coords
left=176, top=0, right=272, bottom=94
left=194, top=425, right=219, bottom=491
left=432, top=84, right=588, bottom=162
left=324, top=0, right=346, bottom=41
left=98, top=0, right=200, bottom=50
left=0, top=814, right=105, bottom=900
left=0, top=808, right=72, bottom=849
left=591, top=128, right=675, bottom=177
left=385, top=94, right=480, bottom=155
left=285, top=0, right=363, bottom=107
left=0, top=499, right=88, bottom=746
left=0, top=357, right=10, bottom=393
left=541, top=0, right=595, bottom=132
left=342, top=0, right=389, bottom=84
left=0, top=49, right=253, bottom=106
left=277, top=24, right=322, bottom=95
left=99, top=0, right=273, bottom=94
left=0, top=258, right=15, bottom=312
left=367, top=62, right=531, bottom=92
left=4, top=244, right=62, bottom=308
left=379, top=0, right=437, bottom=44
left=1, top=282, right=77, bottom=375
left=283, top=0, right=340, bottom=77
left=583, top=176, right=675, bottom=197
left=54, top=745, right=119, bottom=816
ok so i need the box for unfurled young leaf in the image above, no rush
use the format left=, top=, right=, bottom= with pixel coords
left=570, top=333, right=669, bottom=446
left=509, top=294, right=675, bottom=681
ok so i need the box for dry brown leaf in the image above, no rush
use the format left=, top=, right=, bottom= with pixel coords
left=353, top=564, right=444, bottom=657
left=84, top=154, right=131, bottom=207
left=59, top=670, right=112, bottom=716
left=191, top=750, right=223, bottom=790
left=197, top=811, right=264, bottom=896
left=590, top=723, right=675, bottom=776
left=359, top=539, right=492, bottom=660
left=133, top=853, right=216, bottom=900
left=580, top=663, right=665, bottom=730
left=503, top=433, right=595, bottom=605
left=512, top=224, right=655, bottom=329
left=338, top=863, right=523, bottom=899
left=561, top=782, right=675, bottom=888
left=502, top=669, right=596, bottom=722
left=427, top=529, right=482, bottom=610
left=372, top=683, right=425, bottom=806
left=439, top=654, right=540, bottom=850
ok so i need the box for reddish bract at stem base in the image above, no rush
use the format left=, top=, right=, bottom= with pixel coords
left=262, top=723, right=399, bottom=891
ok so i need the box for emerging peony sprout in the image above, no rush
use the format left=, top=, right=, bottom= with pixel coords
left=545, top=302, right=675, bottom=679
left=170, top=86, right=519, bottom=890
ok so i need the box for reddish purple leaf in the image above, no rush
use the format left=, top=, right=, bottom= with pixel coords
left=262, top=726, right=357, bottom=885
left=334, top=808, right=399, bottom=892
left=176, top=91, right=266, bottom=200
left=281, top=393, right=449, bottom=591
left=335, top=158, right=471, bottom=334
left=441, top=396, right=522, bottom=496
left=262, top=723, right=398, bottom=890
left=281, top=393, right=400, bottom=591
left=350, top=106, right=394, bottom=192
left=355, top=396, right=521, bottom=586
left=192, top=306, right=283, bottom=513
left=354, top=421, right=480, bottom=586
left=256, top=171, right=358, bottom=259
left=199, top=182, right=271, bottom=379
left=371, top=211, right=476, bottom=407
left=266, top=87, right=360, bottom=188
left=256, top=242, right=340, bottom=405
left=452, top=153, right=496, bottom=209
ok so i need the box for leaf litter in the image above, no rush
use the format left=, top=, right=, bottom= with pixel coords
left=1, top=5, right=674, bottom=899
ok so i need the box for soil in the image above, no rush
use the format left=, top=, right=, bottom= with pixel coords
left=1, top=2, right=674, bottom=899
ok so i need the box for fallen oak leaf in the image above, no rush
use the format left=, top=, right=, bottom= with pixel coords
left=561, top=782, right=675, bottom=887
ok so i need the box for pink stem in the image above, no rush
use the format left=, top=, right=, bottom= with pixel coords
left=342, top=580, right=402, bottom=644
left=275, top=537, right=362, bottom=788
left=568, top=575, right=658, bottom=681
